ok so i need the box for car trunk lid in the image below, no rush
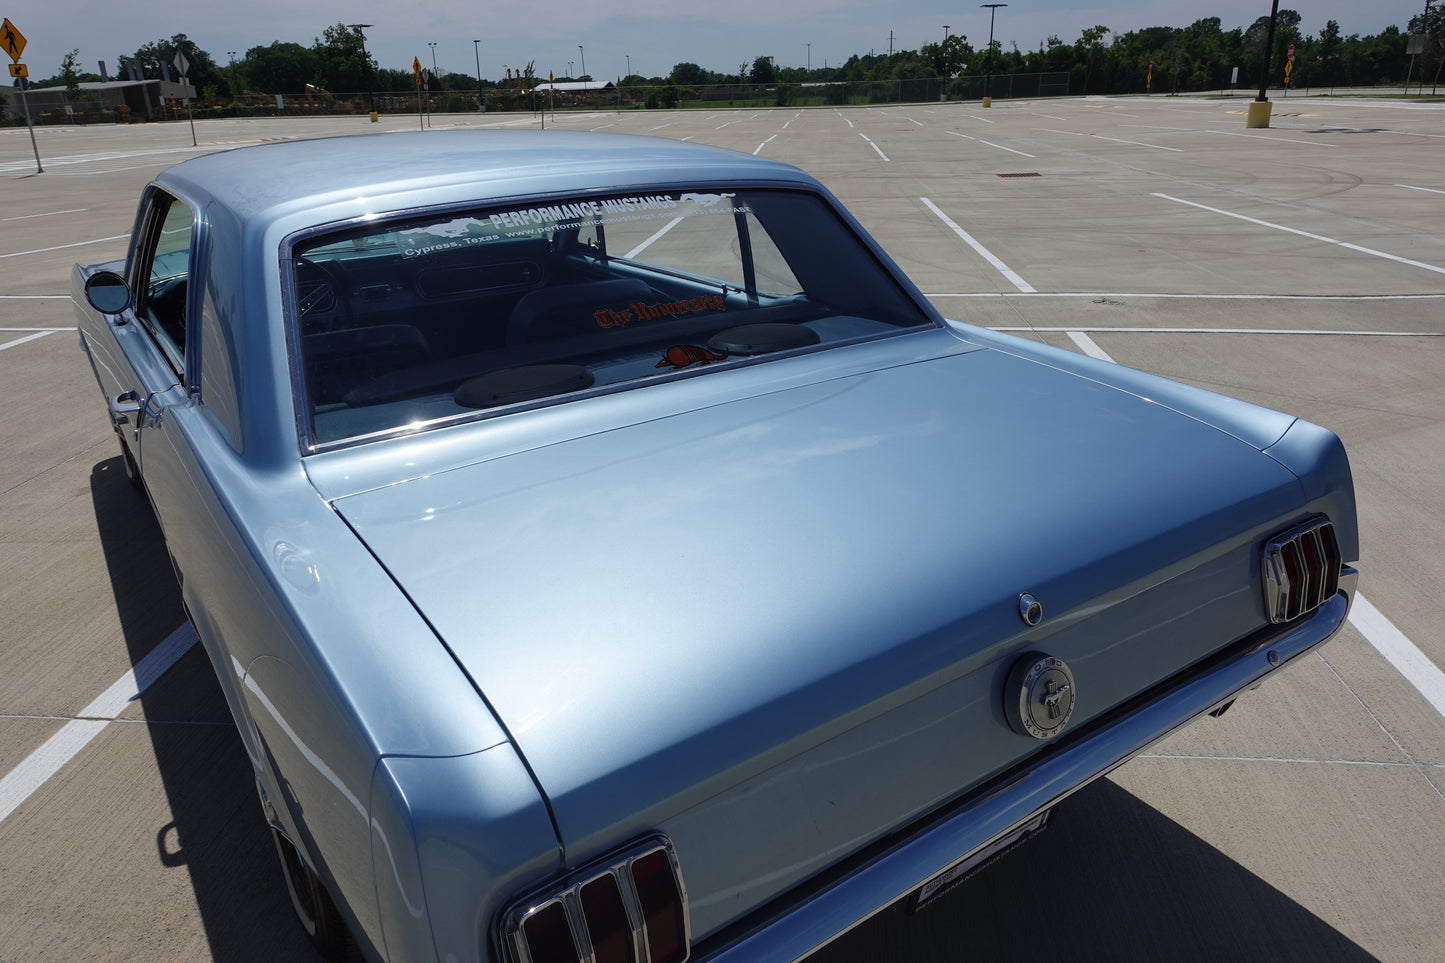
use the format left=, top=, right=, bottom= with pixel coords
left=330, top=345, right=1306, bottom=938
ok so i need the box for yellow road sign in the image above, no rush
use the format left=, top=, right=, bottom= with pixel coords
left=2, top=18, right=26, bottom=62
left=8, top=62, right=26, bottom=78
left=1284, top=61, right=1293, bottom=79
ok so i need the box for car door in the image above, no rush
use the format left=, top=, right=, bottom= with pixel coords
left=101, top=189, right=211, bottom=581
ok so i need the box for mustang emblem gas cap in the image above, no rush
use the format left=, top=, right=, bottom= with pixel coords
left=1004, top=653, right=1076, bottom=740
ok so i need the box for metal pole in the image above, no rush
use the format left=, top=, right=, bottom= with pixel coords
left=1256, top=0, right=1280, bottom=102
left=579, top=45, right=586, bottom=93
left=17, top=77, right=44, bottom=173
left=183, top=77, right=197, bottom=146
left=981, top=4, right=1007, bottom=104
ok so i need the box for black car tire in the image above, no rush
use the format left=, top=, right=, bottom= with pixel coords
left=271, top=827, right=362, bottom=962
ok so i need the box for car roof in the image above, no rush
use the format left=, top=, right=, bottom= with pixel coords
left=155, top=129, right=818, bottom=228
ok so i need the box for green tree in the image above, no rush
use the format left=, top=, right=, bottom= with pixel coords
left=238, top=42, right=317, bottom=95
left=60, top=49, right=83, bottom=99
left=1077, top=25, right=1110, bottom=93
left=1406, top=5, right=1445, bottom=89
left=670, top=62, right=712, bottom=86
left=922, top=34, right=971, bottom=77
left=118, top=34, right=225, bottom=95
left=749, top=56, right=776, bottom=85
left=312, top=23, right=375, bottom=92
left=1317, top=20, right=1342, bottom=86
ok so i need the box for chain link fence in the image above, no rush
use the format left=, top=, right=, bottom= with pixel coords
left=9, top=72, right=1074, bottom=125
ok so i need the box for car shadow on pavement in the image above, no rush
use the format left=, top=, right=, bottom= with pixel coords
left=90, top=456, right=320, bottom=962
left=809, top=776, right=1377, bottom=963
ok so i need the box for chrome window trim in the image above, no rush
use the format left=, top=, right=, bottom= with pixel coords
left=278, top=182, right=944, bottom=456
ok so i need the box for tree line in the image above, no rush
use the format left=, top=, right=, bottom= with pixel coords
left=15, top=9, right=1445, bottom=104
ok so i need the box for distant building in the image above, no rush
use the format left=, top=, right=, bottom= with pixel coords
left=15, top=78, right=196, bottom=122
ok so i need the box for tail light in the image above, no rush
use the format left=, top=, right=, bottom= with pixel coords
left=1262, top=517, right=1342, bottom=623
left=502, top=836, right=689, bottom=963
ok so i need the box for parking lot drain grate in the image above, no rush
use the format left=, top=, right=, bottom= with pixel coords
left=998, top=172, right=1042, bottom=178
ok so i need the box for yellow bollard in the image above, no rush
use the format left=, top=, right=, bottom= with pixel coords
left=1245, top=100, right=1271, bottom=129
left=982, top=96, right=992, bottom=108
left=369, top=111, right=379, bottom=123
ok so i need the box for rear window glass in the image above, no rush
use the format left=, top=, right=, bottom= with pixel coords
left=290, top=188, right=934, bottom=448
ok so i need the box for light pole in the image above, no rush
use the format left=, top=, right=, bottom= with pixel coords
left=943, top=25, right=950, bottom=44
left=980, top=4, right=1006, bottom=107
left=568, top=61, right=574, bottom=78
left=1246, top=0, right=1281, bottom=127
left=806, top=43, right=811, bottom=72
left=474, top=40, right=483, bottom=111
left=579, top=45, right=587, bottom=92
left=626, top=54, right=631, bottom=78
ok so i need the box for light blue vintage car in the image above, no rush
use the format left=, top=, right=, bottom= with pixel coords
left=75, top=130, right=1357, bottom=963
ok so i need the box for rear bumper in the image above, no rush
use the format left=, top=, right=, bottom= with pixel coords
left=699, top=567, right=1358, bottom=962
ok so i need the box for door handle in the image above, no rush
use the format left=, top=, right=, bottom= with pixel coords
left=108, top=390, right=143, bottom=426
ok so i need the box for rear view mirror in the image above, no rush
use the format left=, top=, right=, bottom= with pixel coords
left=85, top=271, right=132, bottom=315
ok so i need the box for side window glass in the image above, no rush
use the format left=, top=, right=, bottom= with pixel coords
left=136, top=195, right=193, bottom=372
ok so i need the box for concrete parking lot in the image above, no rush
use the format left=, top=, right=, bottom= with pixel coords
left=2, top=95, right=1443, bottom=961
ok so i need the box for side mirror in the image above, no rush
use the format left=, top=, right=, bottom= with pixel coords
left=85, top=270, right=133, bottom=315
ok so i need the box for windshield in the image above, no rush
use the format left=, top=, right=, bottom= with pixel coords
left=290, top=187, right=935, bottom=448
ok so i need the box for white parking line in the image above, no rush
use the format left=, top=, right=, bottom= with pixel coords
left=753, top=134, right=777, bottom=156
left=859, top=133, right=890, bottom=161
left=1152, top=193, right=1445, bottom=277
left=1035, top=128, right=1181, bottom=152
left=1396, top=184, right=1445, bottom=195
left=920, top=198, right=1035, bottom=293
left=1059, top=332, right=1445, bottom=722
left=0, top=623, right=198, bottom=825
left=1090, top=133, right=1184, bottom=152
left=1349, top=595, right=1445, bottom=719
left=1204, top=129, right=1337, bottom=147
left=944, top=130, right=1035, bottom=157
left=1, top=208, right=87, bottom=222
left=624, top=217, right=685, bottom=259
left=1066, top=331, right=1112, bottom=359
left=0, top=332, right=55, bottom=351
left=0, top=235, right=129, bottom=260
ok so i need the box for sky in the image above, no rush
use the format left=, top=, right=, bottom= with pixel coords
left=7, top=2, right=1430, bottom=85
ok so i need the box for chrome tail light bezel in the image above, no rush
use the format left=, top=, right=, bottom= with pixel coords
left=501, top=835, right=690, bottom=963
left=1262, top=516, right=1343, bottom=624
